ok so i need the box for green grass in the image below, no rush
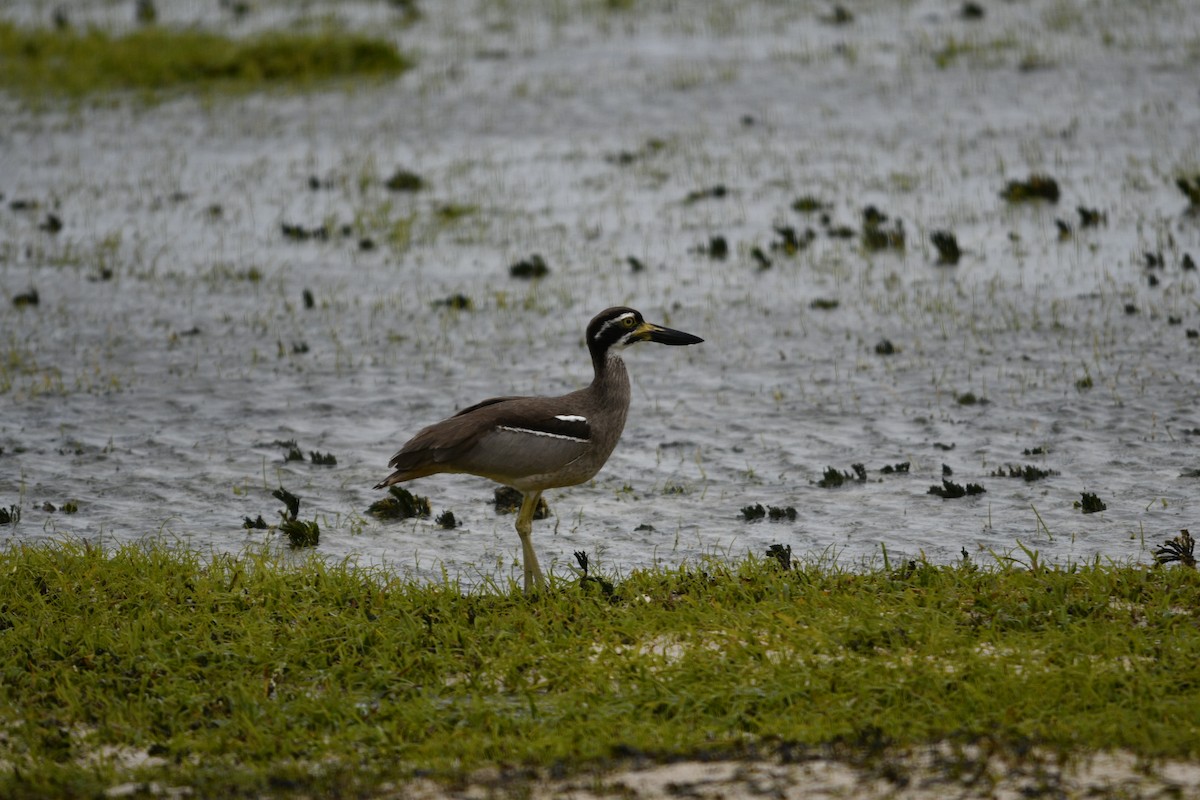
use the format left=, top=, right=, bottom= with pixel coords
left=1, top=540, right=1198, bottom=797
left=0, top=21, right=410, bottom=100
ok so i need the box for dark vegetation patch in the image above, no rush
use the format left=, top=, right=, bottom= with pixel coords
left=434, top=203, right=477, bottom=223
left=1000, top=174, right=1060, bottom=203
left=432, top=294, right=472, bottom=310
left=1077, top=206, right=1106, bottom=227
left=38, top=213, right=63, bottom=233
left=694, top=235, right=728, bottom=260
left=768, top=505, right=798, bottom=521
left=961, top=2, right=985, bottom=20
left=750, top=246, right=771, bottom=269
left=509, top=254, right=549, bottom=279
left=572, top=550, right=614, bottom=596
left=874, top=339, right=897, bottom=355
left=879, top=462, right=910, bottom=474
left=791, top=195, right=830, bottom=213
left=955, top=391, right=986, bottom=406
left=817, top=464, right=867, bottom=488
left=272, top=487, right=319, bottom=548
left=368, top=486, right=432, bottom=520
left=990, top=464, right=1056, bottom=482
left=268, top=441, right=333, bottom=465
left=384, top=169, right=424, bottom=192
left=861, top=206, right=905, bottom=251
left=928, top=479, right=986, bottom=499
left=766, top=543, right=793, bottom=570
left=683, top=185, right=727, bottom=204
left=1077, top=492, right=1106, bottom=514
left=769, top=225, right=814, bottom=256
left=12, top=289, right=39, bottom=308
left=822, top=5, right=854, bottom=25
left=272, top=487, right=300, bottom=521
left=282, top=221, right=332, bottom=242
left=930, top=230, right=961, bottom=264
left=1154, top=529, right=1195, bottom=568
left=740, top=504, right=798, bottom=522
left=1176, top=175, right=1200, bottom=208
left=604, top=137, right=666, bottom=166
left=493, top=487, right=550, bottom=520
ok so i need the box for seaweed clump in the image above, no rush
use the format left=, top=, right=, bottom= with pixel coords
left=368, top=486, right=432, bottom=520
left=273, top=487, right=319, bottom=548
left=744, top=503, right=799, bottom=523
left=990, top=464, right=1056, bottom=482
left=385, top=169, right=424, bottom=192
left=1077, top=492, right=1106, bottom=514
left=683, top=185, right=727, bottom=204
left=1177, top=175, right=1200, bottom=209
left=770, top=225, right=815, bottom=256
left=928, top=480, right=985, bottom=499
left=766, top=543, right=793, bottom=570
left=1001, top=174, right=1060, bottom=203
left=930, top=230, right=961, bottom=265
left=493, top=487, right=550, bottom=520
left=861, top=206, right=904, bottom=251
left=1155, top=530, right=1195, bottom=568
left=695, top=235, right=729, bottom=260
left=509, top=254, right=550, bottom=279
left=817, top=464, right=867, bottom=488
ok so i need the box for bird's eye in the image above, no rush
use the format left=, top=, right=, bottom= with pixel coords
left=622, top=317, right=636, bottom=328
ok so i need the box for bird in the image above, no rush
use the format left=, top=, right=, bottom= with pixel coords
left=375, top=306, right=703, bottom=593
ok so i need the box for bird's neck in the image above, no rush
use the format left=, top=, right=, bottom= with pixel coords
left=591, top=351, right=629, bottom=392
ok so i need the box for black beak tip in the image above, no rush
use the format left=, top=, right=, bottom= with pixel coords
left=650, top=327, right=704, bottom=346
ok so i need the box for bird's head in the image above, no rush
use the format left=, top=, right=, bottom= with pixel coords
left=586, top=306, right=703, bottom=364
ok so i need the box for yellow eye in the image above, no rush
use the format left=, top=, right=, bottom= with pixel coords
left=623, top=317, right=636, bottom=328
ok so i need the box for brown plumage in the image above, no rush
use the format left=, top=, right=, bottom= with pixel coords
left=375, top=306, right=703, bottom=593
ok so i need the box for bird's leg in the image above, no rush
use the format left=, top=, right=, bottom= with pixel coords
left=515, top=490, right=545, bottom=594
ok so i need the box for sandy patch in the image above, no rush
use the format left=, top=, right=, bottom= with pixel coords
left=388, top=747, right=1200, bottom=799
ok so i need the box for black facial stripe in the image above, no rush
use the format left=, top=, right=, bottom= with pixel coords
left=590, top=311, right=637, bottom=347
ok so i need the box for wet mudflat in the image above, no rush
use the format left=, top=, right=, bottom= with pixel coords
left=1, top=0, right=1198, bottom=585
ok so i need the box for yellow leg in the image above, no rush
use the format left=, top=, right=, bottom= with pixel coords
left=516, top=490, right=545, bottom=594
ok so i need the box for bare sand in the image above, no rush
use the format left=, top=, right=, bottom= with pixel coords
left=392, top=747, right=1200, bottom=799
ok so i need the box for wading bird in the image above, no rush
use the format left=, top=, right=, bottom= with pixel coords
left=375, top=306, right=703, bottom=593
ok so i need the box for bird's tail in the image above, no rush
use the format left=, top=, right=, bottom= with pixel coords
left=373, top=459, right=441, bottom=490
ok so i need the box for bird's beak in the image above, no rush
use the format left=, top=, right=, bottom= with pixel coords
left=637, top=321, right=704, bottom=346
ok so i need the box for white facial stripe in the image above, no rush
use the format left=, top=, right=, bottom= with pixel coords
left=593, top=312, right=636, bottom=342
left=498, top=425, right=588, bottom=443
left=555, top=414, right=587, bottom=423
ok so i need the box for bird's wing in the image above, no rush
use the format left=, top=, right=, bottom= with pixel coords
left=448, top=397, right=594, bottom=483
left=384, top=394, right=595, bottom=486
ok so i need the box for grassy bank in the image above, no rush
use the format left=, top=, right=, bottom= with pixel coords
left=0, top=21, right=409, bottom=100
left=0, top=540, right=1197, bottom=797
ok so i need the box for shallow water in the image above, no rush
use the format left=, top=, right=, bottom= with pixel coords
left=2, top=0, right=1198, bottom=584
